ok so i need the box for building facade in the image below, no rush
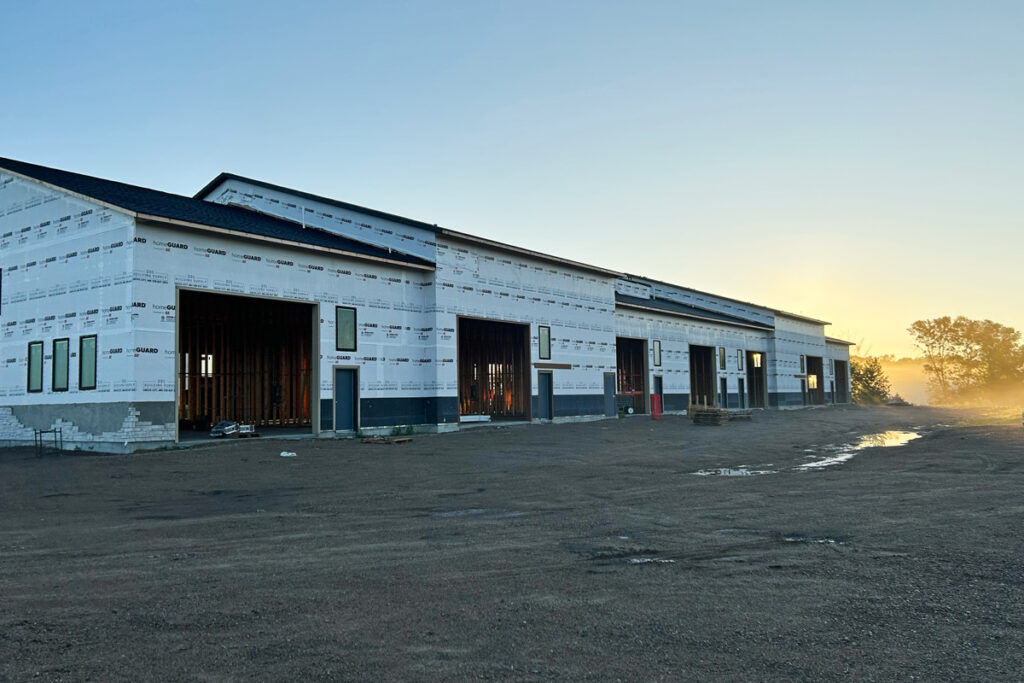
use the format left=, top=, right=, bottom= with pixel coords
left=0, top=158, right=852, bottom=452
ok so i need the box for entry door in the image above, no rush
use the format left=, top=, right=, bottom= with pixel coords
left=737, top=378, right=746, bottom=409
left=653, top=375, right=663, bottom=399
left=538, top=372, right=554, bottom=420
left=719, top=378, right=728, bottom=408
left=334, top=368, right=358, bottom=431
left=603, top=372, right=616, bottom=416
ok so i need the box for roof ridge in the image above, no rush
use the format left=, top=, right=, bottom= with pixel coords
left=0, top=156, right=433, bottom=268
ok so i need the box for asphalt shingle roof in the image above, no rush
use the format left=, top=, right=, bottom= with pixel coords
left=615, top=293, right=774, bottom=330
left=0, top=157, right=433, bottom=268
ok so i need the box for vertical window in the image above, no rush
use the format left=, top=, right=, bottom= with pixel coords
left=653, top=340, right=662, bottom=367
left=829, top=358, right=834, bottom=374
left=799, top=354, right=806, bottom=373
left=52, top=338, right=69, bottom=392
left=27, top=341, right=43, bottom=393
left=200, top=353, right=214, bottom=377
left=336, top=306, right=357, bottom=351
left=538, top=325, right=551, bottom=360
left=79, top=335, right=97, bottom=390
left=719, top=347, right=726, bottom=370
left=737, top=349, right=744, bottom=371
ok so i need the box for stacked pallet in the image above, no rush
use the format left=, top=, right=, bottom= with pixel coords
left=691, top=406, right=730, bottom=426
left=690, top=407, right=754, bottom=426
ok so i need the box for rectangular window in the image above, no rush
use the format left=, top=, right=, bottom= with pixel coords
left=336, top=306, right=357, bottom=351
left=800, top=354, right=806, bottom=373
left=737, top=349, right=744, bottom=371
left=719, top=347, right=726, bottom=370
left=79, top=335, right=97, bottom=390
left=538, top=325, right=551, bottom=360
left=829, top=358, right=834, bottom=374
left=200, top=353, right=214, bottom=378
left=653, top=340, right=662, bottom=367
left=52, top=338, right=69, bottom=392
left=27, top=341, right=43, bottom=393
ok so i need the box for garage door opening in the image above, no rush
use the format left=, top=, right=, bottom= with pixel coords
left=834, top=360, right=850, bottom=403
left=689, top=344, right=716, bottom=407
left=177, top=290, right=314, bottom=438
left=746, top=351, right=767, bottom=408
left=806, top=356, right=825, bottom=405
left=615, top=337, right=647, bottom=414
left=458, top=317, right=530, bottom=420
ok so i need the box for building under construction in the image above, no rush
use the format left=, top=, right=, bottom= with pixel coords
left=0, top=157, right=852, bottom=451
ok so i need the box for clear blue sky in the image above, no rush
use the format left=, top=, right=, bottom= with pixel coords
left=3, top=1, right=1022, bottom=356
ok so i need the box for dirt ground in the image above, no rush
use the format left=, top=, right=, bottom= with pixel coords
left=1, top=406, right=1022, bottom=681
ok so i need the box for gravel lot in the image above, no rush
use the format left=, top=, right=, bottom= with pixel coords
left=1, top=406, right=1022, bottom=681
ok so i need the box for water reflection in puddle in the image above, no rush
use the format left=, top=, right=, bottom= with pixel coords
left=693, top=467, right=777, bottom=477
left=783, top=536, right=844, bottom=545
left=627, top=557, right=676, bottom=565
left=797, top=430, right=921, bottom=470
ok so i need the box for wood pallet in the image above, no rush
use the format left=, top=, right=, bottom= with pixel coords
left=691, top=407, right=728, bottom=426
left=690, top=407, right=754, bottom=426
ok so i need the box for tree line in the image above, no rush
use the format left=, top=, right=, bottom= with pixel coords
left=852, top=316, right=1024, bottom=405
left=908, top=316, right=1024, bottom=404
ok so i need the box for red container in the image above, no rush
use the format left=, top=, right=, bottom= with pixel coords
left=651, top=393, right=662, bottom=419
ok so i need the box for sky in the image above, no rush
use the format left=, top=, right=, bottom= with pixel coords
left=3, top=1, right=1022, bottom=357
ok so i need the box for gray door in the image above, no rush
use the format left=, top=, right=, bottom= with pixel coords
left=737, top=378, right=745, bottom=409
left=538, top=372, right=553, bottom=420
left=719, top=378, right=728, bottom=408
left=334, top=368, right=357, bottom=431
left=604, top=372, right=616, bottom=416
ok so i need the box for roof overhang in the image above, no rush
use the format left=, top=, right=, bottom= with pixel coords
left=616, top=299, right=774, bottom=331
left=437, top=228, right=623, bottom=278
left=0, top=165, right=135, bottom=218
left=136, top=214, right=435, bottom=271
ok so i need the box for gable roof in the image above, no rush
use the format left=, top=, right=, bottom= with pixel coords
left=196, top=172, right=624, bottom=278
left=615, top=293, right=774, bottom=331
left=197, top=172, right=445, bottom=234
left=0, top=157, right=433, bottom=269
left=624, top=273, right=830, bottom=326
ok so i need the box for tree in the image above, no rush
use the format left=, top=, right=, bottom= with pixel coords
left=907, top=317, right=960, bottom=402
left=851, top=356, right=892, bottom=404
left=908, top=316, right=1024, bottom=404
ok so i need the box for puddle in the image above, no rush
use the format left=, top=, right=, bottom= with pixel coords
left=429, top=508, right=525, bottom=519
left=627, top=557, right=675, bottom=565
left=782, top=536, right=844, bottom=545
left=797, top=431, right=921, bottom=470
left=693, top=468, right=777, bottom=476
